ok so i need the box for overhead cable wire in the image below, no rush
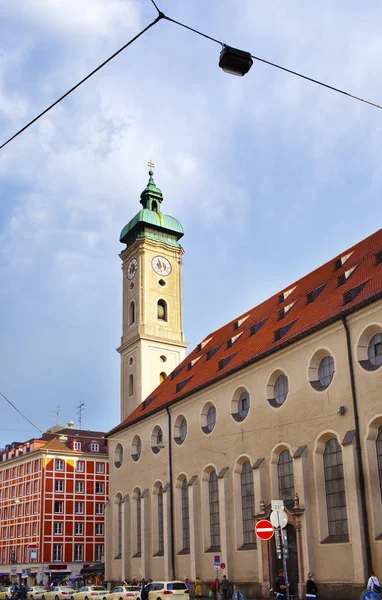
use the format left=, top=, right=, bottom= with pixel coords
left=0, top=15, right=163, bottom=152
left=1, top=5, right=381, bottom=152
left=0, top=390, right=43, bottom=433
left=162, top=14, right=382, bottom=110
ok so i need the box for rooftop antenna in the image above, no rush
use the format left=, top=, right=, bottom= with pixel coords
left=50, top=406, right=62, bottom=425
left=76, top=402, right=85, bottom=429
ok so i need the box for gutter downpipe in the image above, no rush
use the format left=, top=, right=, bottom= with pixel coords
left=166, top=406, right=176, bottom=580
left=341, top=315, right=372, bottom=574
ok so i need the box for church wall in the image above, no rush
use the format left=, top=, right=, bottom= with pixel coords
left=107, top=299, right=382, bottom=598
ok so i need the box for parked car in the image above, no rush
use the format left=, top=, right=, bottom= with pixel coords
left=148, top=582, right=189, bottom=600
left=0, top=588, right=12, bottom=600
left=42, top=587, right=76, bottom=600
left=27, top=587, right=46, bottom=600
left=70, top=587, right=108, bottom=600
left=107, top=587, right=141, bottom=600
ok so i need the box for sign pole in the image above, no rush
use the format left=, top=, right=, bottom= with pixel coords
left=277, top=510, right=290, bottom=600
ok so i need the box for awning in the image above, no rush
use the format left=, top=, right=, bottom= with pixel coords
left=80, top=564, right=104, bottom=575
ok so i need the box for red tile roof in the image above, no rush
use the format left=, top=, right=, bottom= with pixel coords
left=109, top=228, right=382, bottom=436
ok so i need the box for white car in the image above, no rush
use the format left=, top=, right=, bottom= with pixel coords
left=42, top=588, right=76, bottom=600
left=70, top=587, right=108, bottom=600
left=107, top=587, right=141, bottom=600
left=148, top=582, right=189, bottom=600
left=27, top=588, right=46, bottom=600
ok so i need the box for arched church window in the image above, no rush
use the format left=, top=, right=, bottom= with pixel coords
left=157, top=299, right=168, bottom=322
left=209, top=470, right=220, bottom=550
left=129, top=301, right=135, bottom=325
left=158, top=486, right=164, bottom=555
left=241, top=460, right=256, bottom=546
left=323, top=438, right=349, bottom=541
left=136, top=491, right=142, bottom=556
left=129, top=374, right=134, bottom=396
left=277, top=450, right=295, bottom=502
left=181, top=478, right=190, bottom=552
left=377, top=425, right=382, bottom=500
left=159, top=372, right=167, bottom=384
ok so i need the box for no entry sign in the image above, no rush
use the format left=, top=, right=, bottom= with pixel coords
left=255, top=519, right=274, bottom=540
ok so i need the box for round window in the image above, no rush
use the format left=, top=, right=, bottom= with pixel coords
left=201, top=403, right=216, bottom=434
left=114, top=443, right=123, bottom=469
left=318, top=355, right=335, bottom=388
left=367, top=333, right=382, bottom=369
left=274, top=375, right=288, bottom=405
left=231, top=388, right=250, bottom=422
left=131, top=436, right=142, bottom=462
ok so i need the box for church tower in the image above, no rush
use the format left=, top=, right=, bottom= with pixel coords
left=118, top=164, right=188, bottom=421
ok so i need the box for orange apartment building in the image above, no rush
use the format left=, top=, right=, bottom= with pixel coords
left=0, top=425, right=109, bottom=586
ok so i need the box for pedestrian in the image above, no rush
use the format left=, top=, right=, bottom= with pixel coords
left=19, top=584, right=27, bottom=600
left=184, top=580, right=191, bottom=592
left=306, top=573, right=317, bottom=599
left=11, top=582, right=19, bottom=600
left=274, top=570, right=288, bottom=598
left=367, top=571, right=381, bottom=593
left=221, top=576, right=229, bottom=600
left=211, top=578, right=220, bottom=600
left=195, top=577, right=203, bottom=600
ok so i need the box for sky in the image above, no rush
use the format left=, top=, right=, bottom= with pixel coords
left=1, top=0, right=382, bottom=447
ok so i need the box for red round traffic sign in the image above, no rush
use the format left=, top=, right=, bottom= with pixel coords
left=220, top=563, right=226, bottom=570
left=255, top=519, right=274, bottom=540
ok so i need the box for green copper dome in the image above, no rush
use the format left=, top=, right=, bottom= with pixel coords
left=120, top=169, right=184, bottom=248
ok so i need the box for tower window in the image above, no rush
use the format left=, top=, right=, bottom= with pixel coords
left=152, top=201, right=158, bottom=212
left=129, top=374, right=134, bottom=396
left=159, top=372, right=167, bottom=383
left=157, top=299, right=168, bottom=321
left=129, top=301, right=135, bottom=325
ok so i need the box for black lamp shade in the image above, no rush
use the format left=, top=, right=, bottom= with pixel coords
left=219, top=45, right=253, bottom=77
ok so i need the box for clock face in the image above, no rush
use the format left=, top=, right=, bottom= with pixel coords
left=152, top=256, right=172, bottom=276
left=126, top=258, right=138, bottom=280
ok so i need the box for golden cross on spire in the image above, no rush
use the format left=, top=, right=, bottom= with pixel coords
left=147, top=159, right=155, bottom=171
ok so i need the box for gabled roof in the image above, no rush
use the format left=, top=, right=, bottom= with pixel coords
left=109, top=228, right=382, bottom=436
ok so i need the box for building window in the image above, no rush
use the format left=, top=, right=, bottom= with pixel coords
left=27, top=463, right=32, bottom=474
left=54, top=501, right=63, bottom=513
left=91, top=442, right=99, bottom=452
left=95, top=523, right=104, bottom=536
left=318, top=356, right=335, bottom=389
left=175, top=416, right=187, bottom=445
left=11, top=506, right=15, bottom=518
left=96, top=462, right=105, bottom=474
left=34, top=480, right=38, bottom=493
left=268, top=372, right=289, bottom=408
left=33, top=522, right=37, bottom=535
left=25, top=503, right=30, bottom=515
left=158, top=486, right=164, bottom=555
left=136, top=491, right=142, bottom=556
left=19, top=484, right=23, bottom=497
left=17, top=525, right=21, bottom=538
left=278, top=450, right=295, bottom=502
left=74, top=544, right=83, bottom=562
left=232, top=390, right=250, bottom=422
left=376, top=426, right=382, bottom=501
left=96, top=482, right=105, bottom=494
left=206, top=405, right=216, bottom=433
left=152, top=426, right=164, bottom=455
left=76, top=461, right=85, bottom=473
left=129, top=301, right=135, bottom=325
left=75, top=523, right=84, bottom=535
left=129, top=374, right=134, bottom=397
left=74, top=441, right=81, bottom=451
left=131, top=436, right=142, bottom=462
left=33, top=501, right=38, bottom=514
left=157, top=299, right=168, bottom=322
left=95, top=544, right=103, bottom=562
left=159, top=372, right=167, bottom=384
left=95, top=503, right=104, bottom=515
left=114, top=444, right=123, bottom=469
left=34, top=459, right=40, bottom=471
left=75, top=502, right=84, bottom=515
left=54, top=522, right=63, bottom=535
left=323, top=438, right=349, bottom=542
left=75, top=481, right=84, bottom=493
left=55, top=480, right=64, bottom=493
left=25, top=524, right=29, bottom=536
left=55, top=459, right=64, bottom=471
left=241, top=461, right=256, bottom=547
left=181, top=478, right=190, bottom=553
left=209, top=470, right=220, bottom=550
left=368, top=333, right=382, bottom=369
left=53, top=544, right=62, bottom=562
